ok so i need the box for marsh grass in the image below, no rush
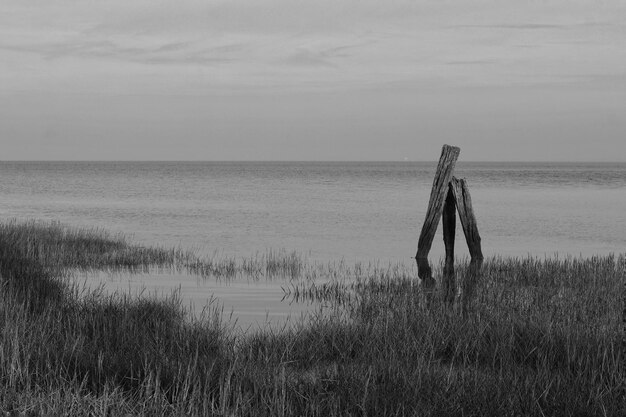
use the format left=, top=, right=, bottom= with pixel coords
left=0, top=220, right=624, bottom=416
left=183, top=250, right=305, bottom=281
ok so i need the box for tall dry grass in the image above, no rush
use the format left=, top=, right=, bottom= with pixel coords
left=0, top=220, right=623, bottom=416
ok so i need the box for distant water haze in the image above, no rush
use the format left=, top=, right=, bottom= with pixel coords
left=1, top=161, right=624, bottom=264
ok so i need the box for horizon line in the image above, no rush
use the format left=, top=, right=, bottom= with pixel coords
left=1, top=160, right=625, bottom=164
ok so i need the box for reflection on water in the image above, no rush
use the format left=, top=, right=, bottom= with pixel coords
left=70, top=269, right=325, bottom=333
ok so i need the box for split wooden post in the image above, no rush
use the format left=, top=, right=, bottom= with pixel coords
left=415, top=145, right=460, bottom=284
left=415, top=145, right=484, bottom=308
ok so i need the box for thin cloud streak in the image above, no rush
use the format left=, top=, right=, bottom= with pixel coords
left=2, top=0, right=625, bottom=93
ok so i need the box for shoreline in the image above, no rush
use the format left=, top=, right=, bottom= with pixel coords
left=0, top=220, right=623, bottom=416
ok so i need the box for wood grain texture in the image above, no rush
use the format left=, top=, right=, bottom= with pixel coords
left=450, top=177, right=483, bottom=261
left=415, top=144, right=460, bottom=262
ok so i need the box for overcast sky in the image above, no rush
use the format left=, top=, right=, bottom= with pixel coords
left=1, top=0, right=625, bottom=161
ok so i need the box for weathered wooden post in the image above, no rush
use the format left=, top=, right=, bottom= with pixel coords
left=450, top=177, right=484, bottom=312
left=416, top=145, right=460, bottom=286
left=450, top=177, right=483, bottom=261
left=415, top=145, right=484, bottom=307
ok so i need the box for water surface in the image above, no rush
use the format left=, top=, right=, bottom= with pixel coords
left=1, top=161, right=624, bottom=261
left=2, top=161, right=624, bottom=327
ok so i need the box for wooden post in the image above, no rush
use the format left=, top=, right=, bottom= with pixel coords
left=441, top=184, right=456, bottom=302
left=415, top=145, right=460, bottom=283
left=415, top=145, right=483, bottom=312
left=450, top=177, right=483, bottom=261
left=450, top=177, right=483, bottom=313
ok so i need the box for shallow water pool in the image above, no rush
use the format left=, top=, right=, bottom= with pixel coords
left=69, top=269, right=329, bottom=333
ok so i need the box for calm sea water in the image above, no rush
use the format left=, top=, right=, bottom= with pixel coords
left=1, top=161, right=624, bottom=262
left=1, top=161, right=624, bottom=328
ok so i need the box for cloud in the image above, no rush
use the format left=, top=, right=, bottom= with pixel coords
left=445, top=60, right=494, bottom=66
left=450, top=23, right=566, bottom=30
left=1, top=0, right=625, bottom=94
left=283, top=49, right=336, bottom=68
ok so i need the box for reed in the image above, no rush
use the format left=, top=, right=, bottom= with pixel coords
left=0, top=220, right=623, bottom=416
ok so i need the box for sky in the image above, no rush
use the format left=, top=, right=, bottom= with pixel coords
left=1, top=0, right=625, bottom=161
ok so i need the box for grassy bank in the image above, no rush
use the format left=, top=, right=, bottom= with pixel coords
left=0, top=220, right=624, bottom=416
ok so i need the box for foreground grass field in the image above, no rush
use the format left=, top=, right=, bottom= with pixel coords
left=0, top=220, right=624, bottom=416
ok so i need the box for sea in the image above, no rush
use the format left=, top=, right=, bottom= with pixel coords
left=1, top=161, right=624, bottom=329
